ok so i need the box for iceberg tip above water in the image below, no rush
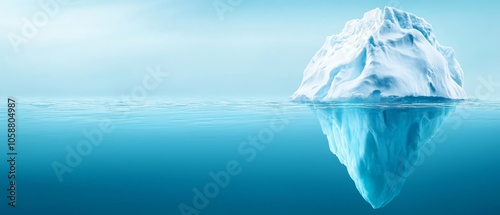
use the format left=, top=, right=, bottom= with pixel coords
left=292, top=7, right=467, bottom=102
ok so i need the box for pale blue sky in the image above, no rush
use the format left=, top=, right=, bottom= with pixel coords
left=1, top=0, right=499, bottom=99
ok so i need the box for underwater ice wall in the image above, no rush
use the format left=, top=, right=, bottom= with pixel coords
left=312, top=105, right=455, bottom=208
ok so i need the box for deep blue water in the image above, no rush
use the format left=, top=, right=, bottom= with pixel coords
left=1, top=98, right=499, bottom=215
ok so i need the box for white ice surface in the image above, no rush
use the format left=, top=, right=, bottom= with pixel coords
left=292, top=7, right=467, bottom=101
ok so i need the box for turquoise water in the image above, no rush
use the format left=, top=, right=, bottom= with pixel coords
left=1, top=98, right=499, bottom=214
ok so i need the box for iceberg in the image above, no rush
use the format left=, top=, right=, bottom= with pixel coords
left=311, top=103, right=455, bottom=208
left=292, top=7, right=467, bottom=208
left=292, top=7, right=467, bottom=101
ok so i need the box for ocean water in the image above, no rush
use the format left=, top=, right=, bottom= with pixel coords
left=1, top=98, right=499, bottom=215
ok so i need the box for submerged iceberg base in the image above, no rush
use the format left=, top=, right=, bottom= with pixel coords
left=311, top=104, right=455, bottom=208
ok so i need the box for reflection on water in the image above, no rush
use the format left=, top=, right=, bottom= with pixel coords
left=309, top=102, right=456, bottom=208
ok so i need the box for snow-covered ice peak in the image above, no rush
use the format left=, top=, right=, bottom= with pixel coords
left=292, top=7, right=467, bottom=102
